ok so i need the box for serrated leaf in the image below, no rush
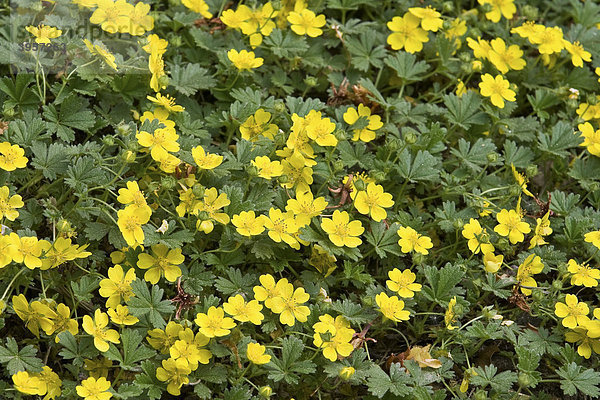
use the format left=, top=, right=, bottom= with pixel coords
left=366, top=363, right=411, bottom=398
left=396, top=149, right=440, bottom=182
left=346, top=30, right=386, bottom=72
left=43, top=94, right=95, bottom=142
left=30, top=142, right=70, bottom=180
left=265, top=29, right=308, bottom=58
left=127, top=280, right=175, bottom=329
left=169, top=63, right=215, bottom=96
left=385, top=51, right=429, bottom=81
left=0, top=337, right=44, bottom=375
left=557, top=362, right=600, bottom=397
left=538, top=121, right=582, bottom=157
left=443, top=92, right=487, bottom=129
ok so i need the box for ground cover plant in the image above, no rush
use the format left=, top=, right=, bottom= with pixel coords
left=0, top=0, right=600, bottom=398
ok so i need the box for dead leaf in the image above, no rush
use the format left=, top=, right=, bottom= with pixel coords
left=405, top=345, right=442, bottom=369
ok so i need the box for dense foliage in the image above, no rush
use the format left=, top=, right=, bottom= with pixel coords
left=1, top=0, right=600, bottom=398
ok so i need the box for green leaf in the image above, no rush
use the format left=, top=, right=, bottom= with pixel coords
left=385, top=51, right=429, bottom=82
left=223, top=386, right=252, bottom=400
left=396, top=149, right=440, bottom=182
left=557, top=362, right=600, bottom=397
left=471, top=364, right=517, bottom=392
left=549, top=190, right=581, bottom=216
left=331, top=299, right=375, bottom=324
left=127, top=280, right=175, bottom=329
left=0, top=337, right=44, bottom=375
left=30, top=142, right=70, bottom=180
left=450, top=138, right=499, bottom=172
left=366, top=363, right=411, bottom=398
left=71, top=275, right=100, bottom=302
left=268, top=336, right=316, bottom=385
left=346, top=30, right=386, bottom=72
left=214, top=268, right=255, bottom=296
left=338, top=141, right=375, bottom=169
left=9, top=110, right=49, bottom=146
left=538, top=121, right=582, bottom=157
left=364, top=221, right=402, bottom=258
left=57, top=332, right=96, bottom=366
left=43, top=94, right=95, bottom=142
left=503, top=140, right=534, bottom=168
left=169, top=63, right=216, bottom=96
left=106, top=329, right=156, bottom=370
left=422, top=263, right=465, bottom=304
left=65, top=156, right=109, bottom=193
left=265, top=29, right=308, bottom=58
left=134, top=360, right=163, bottom=400
left=115, top=383, right=144, bottom=399
left=443, top=92, right=487, bottom=129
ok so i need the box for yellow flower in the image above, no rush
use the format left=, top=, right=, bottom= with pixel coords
left=564, top=41, right=591, bottom=67
left=253, top=274, right=289, bottom=310
left=191, top=145, right=223, bottom=170
left=147, top=93, right=185, bottom=113
left=488, top=38, right=526, bottom=74
left=461, top=218, right=494, bottom=254
left=99, top=264, right=136, bottom=308
left=408, top=6, right=443, bottom=32
left=511, top=21, right=539, bottom=39
left=7, top=233, right=50, bottom=269
left=194, top=306, right=236, bottom=337
left=182, top=0, right=212, bottom=18
left=565, top=326, right=600, bottom=359
left=0, top=142, right=28, bottom=171
left=25, top=24, right=62, bottom=44
left=270, top=284, right=311, bottom=326
left=221, top=5, right=251, bottom=29
left=529, top=26, right=564, bottom=55
left=156, top=358, right=191, bottom=396
left=247, top=342, right=272, bottom=364
left=477, top=0, right=516, bottom=23
left=285, top=190, right=328, bottom=227
left=387, top=13, right=429, bottom=53
left=136, top=126, right=180, bottom=161
left=116, top=181, right=148, bottom=209
left=516, top=254, right=544, bottom=295
left=280, top=151, right=314, bottom=192
left=0, top=235, right=11, bottom=269
left=117, top=205, right=151, bottom=248
left=467, top=37, right=491, bottom=59
left=228, top=49, right=264, bottom=70
left=483, top=252, right=503, bottom=273
left=511, top=164, right=534, bottom=198
left=445, top=296, right=458, bottom=330
left=528, top=211, right=552, bottom=249
left=386, top=268, right=421, bottom=298
left=305, top=110, right=337, bottom=147
left=51, top=303, right=79, bottom=343
left=193, top=187, right=231, bottom=232
left=147, top=321, right=184, bottom=354
left=107, top=305, right=139, bottom=325
left=82, top=309, right=120, bottom=352
left=263, top=208, right=299, bottom=248
left=123, top=2, right=154, bottom=35
left=223, top=294, right=264, bottom=325
left=251, top=156, right=283, bottom=180
left=321, top=210, right=364, bottom=248
left=396, top=226, right=433, bottom=255
left=494, top=208, right=530, bottom=244
left=308, top=245, right=337, bottom=277
left=313, top=320, right=355, bottom=362
left=89, top=0, right=133, bottom=34
left=343, top=104, right=383, bottom=142
left=240, top=109, right=278, bottom=141
left=584, top=230, right=600, bottom=249
left=0, top=186, right=23, bottom=221
left=13, top=370, right=45, bottom=396
left=169, top=328, right=211, bottom=370
left=83, top=39, right=118, bottom=70
left=568, top=259, right=600, bottom=288
left=375, top=292, right=410, bottom=322
left=41, top=237, right=92, bottom=270
left=354, top=183, right=394, bottom=222
left=12, top=294, right=57, bottom=337
left=478, top=74, right=516, bottom=109
left=287, top=9, right=326, bottom=37
left=578, top=122, right=600, bottom=157
left=232, top=210, right=267, bottom=237
left=239, top=3, right=278, bottom=47
left=137, top=244, right=184, bottom=284
left=456, top=80, right=467, bottom=97
left=555, top=294, right=589, bottom=329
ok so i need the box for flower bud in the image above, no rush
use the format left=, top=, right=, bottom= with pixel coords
left=557, top=262, right=568, bottom=277
left=333, top=160, right=344, bottom=172
left=453, top=218, right=465, bottom=230
left=334, top=129, right=347, bottom=141
left=304, top=76, right=318, bottom=87
left=471, top=60, right=483, bottom=72
left=531, top=289, right=543, bottom=301
left=525, top=165, right=538, bottom=177
left=116, top=123, right=131, bottom=136
left=458, top=52, right=471, bottom=63
left=103, top=136, right=115, bottom=146
left=496, top=238, right=510, bottom=251
left=161, top=176, right=177, bottom=190
left=387, top=138, right=401, bottom=151
left=521, top=5, right=539, bottom=20
left=518, top=372, right=533, bottom=387
left=192, top=184, right=205, bottom=198
left=371, top=171, right=386, bottom=182
left=273, top=100, right=286, bottom=113
left=57, top=219, right=72, bottom=232
left=442, top=1, right=454, bottom=13
left=259, top=386, right=273, bottom=398
left=474, top=390, right=488, bottom=400
left=122, top=150, right=136, bottom=163
left=339, top=366, right=355, bottom=380
left=158, top=75, right=170, bottom=89
left=486, top=152, right=498, bottom=163
left=509, top=186, right=520, bottom=197
left=403, top=131, right=417, bottom=144
left=278, top=175, right=289, bottom=184
left=246, top=165, right=259, bottom=177
left=552, top=279, right=563, bottom=291
left=353, top=179, right=367, bottom=192
left=412, top=253, right=426, bottom=265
